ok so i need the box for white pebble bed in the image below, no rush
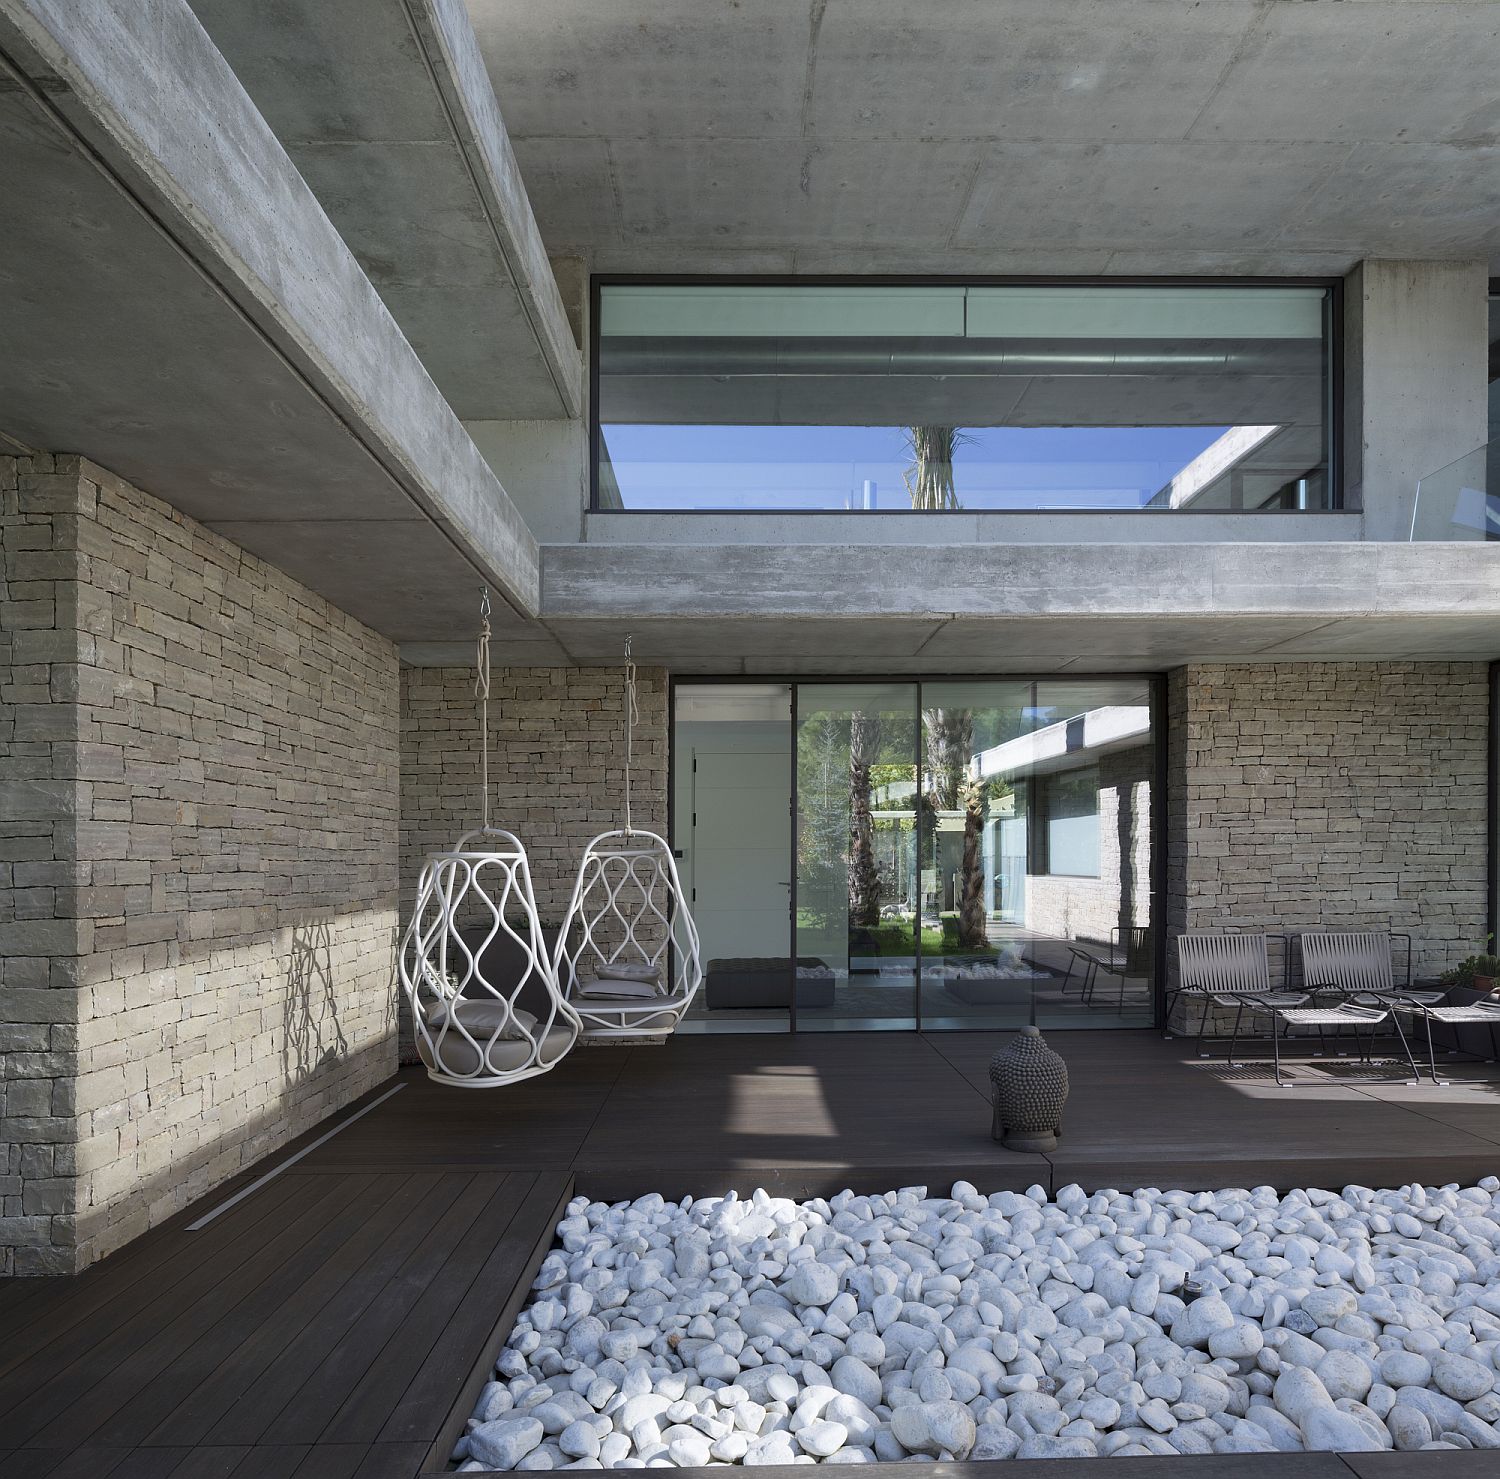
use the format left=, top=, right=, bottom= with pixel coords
left=454, top=1178, right=1500, bottom=1469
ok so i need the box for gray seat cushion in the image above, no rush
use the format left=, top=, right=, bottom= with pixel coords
left=424, top=999, right=537, bottom=1037
left=417, top=1019, right=574, bottom=1078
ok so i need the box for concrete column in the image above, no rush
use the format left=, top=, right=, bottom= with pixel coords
left=1343, top=259, right=1489, bottom=540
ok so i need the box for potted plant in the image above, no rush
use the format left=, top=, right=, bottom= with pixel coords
left=1440, top=953, right=1500, bottom=995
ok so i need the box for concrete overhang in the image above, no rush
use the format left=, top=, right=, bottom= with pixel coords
left=188, top=0, right=582, bottom=422
left=0, top=0, right=540, bottom=638
left=479, top=0, right=1500, bottom=276
left=521, top=540, right=1500, bottom=673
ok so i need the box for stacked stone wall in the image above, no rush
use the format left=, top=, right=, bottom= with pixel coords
left=1165, top=661, right=1488, bottom=1029
left=1, top=455, right=399, bottom=1273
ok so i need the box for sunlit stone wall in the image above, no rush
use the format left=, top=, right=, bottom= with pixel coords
left=1, top=455, right=400, bottom=1273
left=1165, top=661, right=1488, bottom=1023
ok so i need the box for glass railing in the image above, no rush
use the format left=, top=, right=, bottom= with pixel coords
left=1411, top=441, right=1499, bottom=540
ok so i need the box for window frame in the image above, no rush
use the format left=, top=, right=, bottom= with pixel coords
left=589, top=273, right=1345, bottom=516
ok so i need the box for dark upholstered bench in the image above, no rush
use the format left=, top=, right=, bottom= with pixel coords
left=705, top=957, right=835, bottom=1010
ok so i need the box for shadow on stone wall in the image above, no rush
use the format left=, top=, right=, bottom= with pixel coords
left=282, top=917, right=349, bottom=1091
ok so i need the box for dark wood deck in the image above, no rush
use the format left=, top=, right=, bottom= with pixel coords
left=3, top=1029, right=1498, bottom=1477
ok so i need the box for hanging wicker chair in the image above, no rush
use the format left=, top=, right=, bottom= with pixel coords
left=557, top=638, right=704, bottom=1041
left=397, top=591, right=579, bottom=1087
left=402, top=826, right=580, bottom=1086
left=557, top=827, right=703, bottom=1041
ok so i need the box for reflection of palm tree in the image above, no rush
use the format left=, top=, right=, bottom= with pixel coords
left=904, top=427, right=969, bottom=510
left=848, top=711, right=882, bottom=927
left=923, top=707, right=988, bottom=949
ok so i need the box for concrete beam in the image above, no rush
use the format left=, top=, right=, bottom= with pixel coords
left=189, top=0, right=583, bottom=421
left=543, top=540, right=1500, bottom=621
left=0, top=0, right=539, bottom=626
left=533, top=539, right=1500, bottom=671
left=581, top=511, right=1364, bottom=546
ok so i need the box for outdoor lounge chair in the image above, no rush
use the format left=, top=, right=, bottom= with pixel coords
left=1298, top=931, right=1430, bottom=1002
left=1168, top=933, right=1307, bottom=1058
left=1265, top=1001, right=1423, bottom=1087
left=1384, top=998, right=1500, bottom=1085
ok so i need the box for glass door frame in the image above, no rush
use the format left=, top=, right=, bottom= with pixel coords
left=669, top=672, right=1169, bottom=1032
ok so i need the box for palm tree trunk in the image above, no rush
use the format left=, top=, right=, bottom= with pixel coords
left=905, top=426, right=962, bottom=510
left=848, top=711, right=882, bottom=928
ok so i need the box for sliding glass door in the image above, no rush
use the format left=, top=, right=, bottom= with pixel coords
left=674, top=676, right=1158, bottom=1032
left=795, top=684, right=919, bottom=1030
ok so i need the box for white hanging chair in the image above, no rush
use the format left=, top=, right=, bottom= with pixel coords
left=558, top=637, right=704, bottom=1041
left=401, top=826, right=580, bottom=1086
left=557, top=828, right=704, bottom=1041
left=398, top=592, right=580, bottom=1087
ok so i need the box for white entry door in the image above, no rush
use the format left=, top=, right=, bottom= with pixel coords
left=691, top=750, right=791, bottom=962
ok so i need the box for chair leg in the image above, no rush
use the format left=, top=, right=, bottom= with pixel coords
left=1421, top=1011, right=1444, bottom=1086
left=1387, top=1010, right=1421, bottom=1086
left=1163, top=988, right=1179, bottom=1039
left=1227, top=1003, right=1244, bottom=1066
left=1272, top=1013, right=1286, bottom=1087
left=1197, top=996, right=1212, bottom=1058
left=1061, top=955, right=1077, bottom=995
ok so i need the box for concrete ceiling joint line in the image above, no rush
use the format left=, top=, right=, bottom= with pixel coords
left=1179, top=0, right=1272, bottom=145
left=403, top=0, right=584, bottom=415
left=0, top=0, right=542, bottom=621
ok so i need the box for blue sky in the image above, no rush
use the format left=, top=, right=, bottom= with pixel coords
left=602, top=423, right=1230, bottom=510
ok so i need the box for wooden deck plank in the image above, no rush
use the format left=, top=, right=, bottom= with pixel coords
left=287, top=1445, right=369, bottom=1478
left=140, top=1172, right=442, bottom=1449
left=0, top=1174, right=311, bottom=1382
left=380, top=1172, right=571, bottom=1446
left=156, top=1449, right=252, bottom=1479
left=0, top=1451, right=66, bottom=1478
left=409, top=1173, right=573, bottom=1473
left=91, top=1173, right=410, bottom=1448
left=317, top=1173, right=540, bottom=1445
left=197, top=1174, right=475, bottom=1449
left=350, top=1444, right=428, bottom=1479
left=245, top=1173, right=511, bottom=1446
left=6, top=1174, right=373, bottom=1448
left=222, top=1446, right=311, bottom=1479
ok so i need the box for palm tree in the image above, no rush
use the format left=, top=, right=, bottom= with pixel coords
left=923, top=706, right=988, bottom=950
left=847, top=710, right=883, bottom=928
left=904, top=426, right=969, bottom=510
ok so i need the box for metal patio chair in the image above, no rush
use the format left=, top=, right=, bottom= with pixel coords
left=1168, top=933, right=1307, bottom=1060
left=1388, top=998, right=1500, bottom=1085
left=1299, top=931, right=1430, bottom=1003
left=1266, top=1001, right=1423, bottom=1087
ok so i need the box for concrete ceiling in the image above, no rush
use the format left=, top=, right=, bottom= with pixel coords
left=189, top=0, right=582, bottom=421
left=0, top=0, right=540, bottom=639
left=467, top=0, right=1500, bottom=275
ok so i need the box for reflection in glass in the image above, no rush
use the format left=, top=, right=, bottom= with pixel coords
left=674, top=678, right=1157, bottom=1033
left=918, top=681, right=1155, bottom=1030
left=796, top=685, right=919, bottom=1030
left=597, top=282, right=1332, bottom=514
